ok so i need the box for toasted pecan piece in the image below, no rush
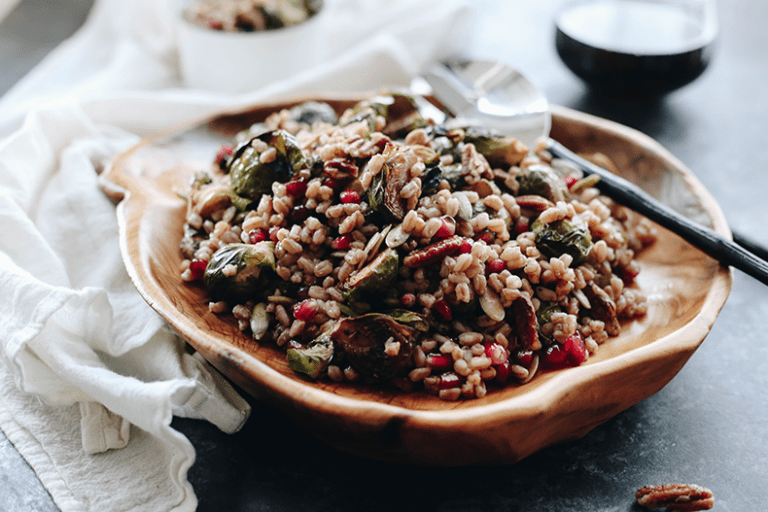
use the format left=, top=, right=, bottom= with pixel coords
left=635, top=483, right=714, bottom=511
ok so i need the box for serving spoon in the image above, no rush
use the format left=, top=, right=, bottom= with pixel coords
left=421, top=59, right=768, bottom=286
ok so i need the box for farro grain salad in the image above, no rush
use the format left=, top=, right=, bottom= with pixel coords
left=179, top=94, right=656, bottom=401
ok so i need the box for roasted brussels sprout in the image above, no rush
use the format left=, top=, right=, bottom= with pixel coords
left=517, top=164, right=568, bottom=203
left=366, top=150, right=414, bottom=221
left=463, top=126, right=529, bottom=169
left=288, top=101, right=338, bottom=126
left=203, top=242, right=276, bottom=302
left=287, top=331, right=334, bottom=379
left=532, top=218, right=593, bottom=265
left=329, top=313, right=420, bottom=380
left=228, top=130, right=306, bottom=202
left=341, top=248, right=399, bottom=303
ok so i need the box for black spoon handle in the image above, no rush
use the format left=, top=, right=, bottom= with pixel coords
left=546, top=139, right=768, bottom=286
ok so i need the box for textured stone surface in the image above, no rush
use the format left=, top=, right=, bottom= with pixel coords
left=2, top=0, right=767, bottom=511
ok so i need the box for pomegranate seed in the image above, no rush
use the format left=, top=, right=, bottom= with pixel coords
left=400, top=293, right=416, bottom=307
left=438, top=372, right=461, bottom=390
left=459, top=239, right=473, bottom=254
left=427, top=353, right=454, bottom=371
left=476, top=230, right=493, bottom=244
left=487, top=259, right=505, bottom=274
left=324, top=177, right=342, bottom=191
left=542, top=344, right=568, bottom=369
left=331, top=234, right=352, bottom=250
left=285, top=180, right=307, bottom=199
left=618, top=261, right=641, bottom=284
left=563, top=175, right=578, bottom=189
left=435, top=216, right=456, bottom=238
left=515, top=348, right=534, bottom=366
left=290, top=205, right=309, bottom=223
left=339, top=190, right=361, bottom=204
left=432, top=299, right=452, bottom=321
left=248, top=228, right=267, bottom=244
left=494, top=360, right=511, bottom=384
left=189, top=259, right=208, bottom=280
left=214, top=144, right=234, bottom=168
left=293, top=300, right=319, bottom=322
left=268, top=226, right=281, bottom=242
left=516, top=217, right=530, bottom=235
left=484, top=342, right=508, bottom=365
left=564, top=332, right=587, bottom=365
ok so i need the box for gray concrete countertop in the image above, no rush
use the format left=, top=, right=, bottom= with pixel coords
left=2, top=0, right=766, bottom=510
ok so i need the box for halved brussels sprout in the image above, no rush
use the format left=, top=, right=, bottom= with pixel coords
left=287, top=331, right=334, bottom=379
left=532, top=218, right=592, bottom=265
left=341, top=248, right=399, bottom=303
left=228, top=130, right=306, bottom=201
left=329, top=313, right=419, bottom=380
left=517, top=164, right=568, bottom=203
left=463, top=126, right=528, bottom=169
left=288, top=101, right=338, bottom=126
left=203, top=242, right=275, bottom=302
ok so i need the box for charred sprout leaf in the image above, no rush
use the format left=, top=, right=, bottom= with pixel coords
left=228, top=130, right=305, bottom=200
left=203, top=242, right=276, bottom=302
left=366, top=151, right=414, bottom=221
left=287, top=331, right=334, bottom=379
left=532, top=218, right=593, bottom=265
left=517, top=164, right=567, bottom=203
left=380, top=93, right=428, bottom=139
left=341, top=248, right=399, bottom=303
left=288, top=101, right=338, bottom=126
left=536, top=302, right=562, bottom=345
left=383, top=309, right=429, bottom=332
left=330, top=313, right=417, bottom=380
left=463, top=126, right=528, bottom=169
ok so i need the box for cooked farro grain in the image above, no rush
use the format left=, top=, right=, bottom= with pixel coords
left=180, top=95, right=656, bottom=400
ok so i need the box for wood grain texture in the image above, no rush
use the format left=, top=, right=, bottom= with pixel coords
left=101, top=97, right=732, bottom=466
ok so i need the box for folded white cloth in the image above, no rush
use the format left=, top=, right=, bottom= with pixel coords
left=0, top=0, right=471, bottom=510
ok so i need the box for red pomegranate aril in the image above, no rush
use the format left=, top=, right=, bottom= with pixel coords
left=290, top=205, right=309, bottom=223
left=459, top=239, right=473, bottom=254
left=438, top=372, right=461, bottom=390
left=516, top=217, right=530, bottom=235
left=494, top=360, right=512, bottom=384
left=331, top=234, right=352, bottom=250
left=268, top=226, right=281, bottom=242
left=324, top=177, right=342, bottom=191
left=400, top=293, right=416, bottom=307
left=285, top=180, right=307, bottom=199
left=515, top=348, right=534, bottom=366
left=563, top=332, right=587, bottom=365
left=484, top=342, right=508, bottom=365
left=542, top=344, right=569, bottom=369
left=435, top=216, right=456, bottom=238
left=563, top=175, right=578, bottom=189
left=339, top=190, right=361, bottom=204
left=487, top=259, right=505, bottom=274
left=427, top=353, right=453, bottom=371
left=248, top=228, right=268, bottom=244
left=293, top=300, right=318, bottom=322
left=476, top=230, right=493, bottom=244
left=432, top=299, right=452, bottom=321
left=189, top=259, right=208, bottom=280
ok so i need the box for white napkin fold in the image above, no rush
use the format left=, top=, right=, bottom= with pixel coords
left=0, top=0, right=471, bottom=510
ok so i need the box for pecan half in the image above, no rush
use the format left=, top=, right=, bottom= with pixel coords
left=636, top=484, right=714, bottom=511
left=403, top=235, right=463, bottom=268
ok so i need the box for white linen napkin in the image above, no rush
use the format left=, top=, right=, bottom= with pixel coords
left=0, top=0, right=471, bottom=510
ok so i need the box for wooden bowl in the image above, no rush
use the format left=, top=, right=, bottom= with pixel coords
left=101, top=96, right=732, bottom=466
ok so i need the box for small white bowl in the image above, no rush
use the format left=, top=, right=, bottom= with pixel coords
left=177, top=0, right=326, bottom=93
